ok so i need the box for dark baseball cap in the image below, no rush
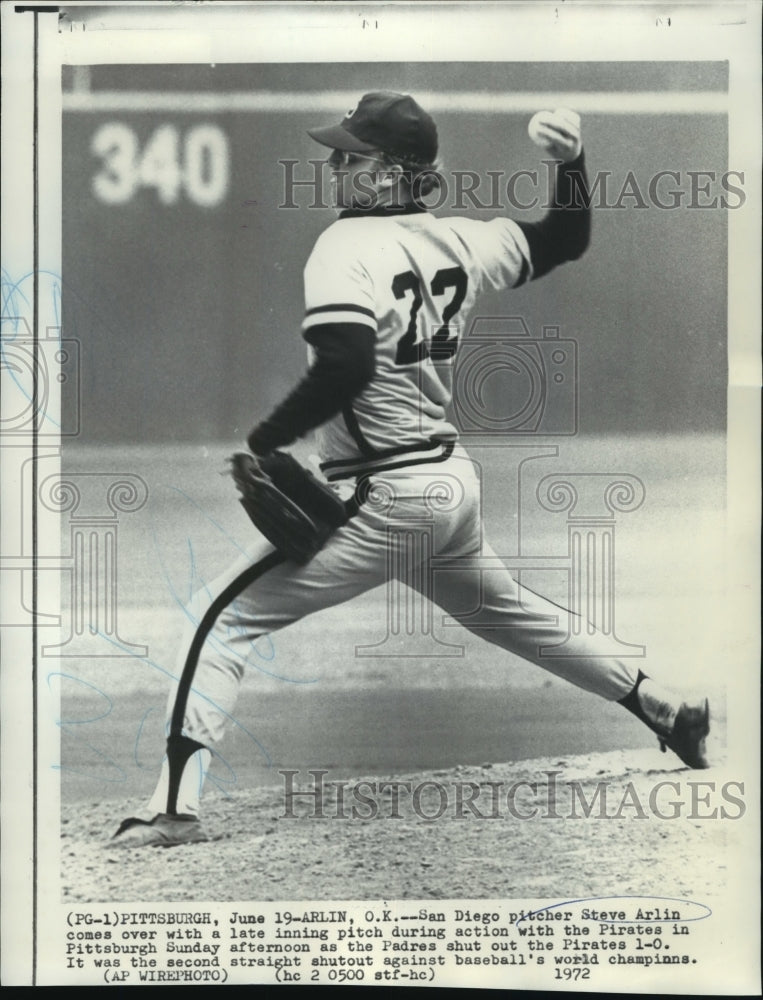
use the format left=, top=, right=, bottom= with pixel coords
left=308, top=91, right=438, bottom=165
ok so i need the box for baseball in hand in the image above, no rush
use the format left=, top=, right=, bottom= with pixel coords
left=528, top=109, right=582, bottom=162
left=527, top=111, right=550, bottom=144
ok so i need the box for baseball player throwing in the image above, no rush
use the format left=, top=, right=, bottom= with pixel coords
left=112, top=92, right=710, bottom=847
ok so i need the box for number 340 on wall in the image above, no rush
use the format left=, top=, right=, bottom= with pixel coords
left=91, top=122, right=229, bottom=207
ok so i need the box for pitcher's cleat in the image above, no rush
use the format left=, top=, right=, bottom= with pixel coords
left=657, top=698, right=711, bottom=769
left=109, top=813, right=209, bottom=848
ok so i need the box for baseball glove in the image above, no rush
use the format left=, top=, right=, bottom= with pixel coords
left=228, top=450, right=349, bottom=564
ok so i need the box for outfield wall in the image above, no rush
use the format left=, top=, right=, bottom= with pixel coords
left=61, top=62, right=729, bottom=442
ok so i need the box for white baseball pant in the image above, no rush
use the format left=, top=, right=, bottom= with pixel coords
left=149, top=445, right=640, bottom=816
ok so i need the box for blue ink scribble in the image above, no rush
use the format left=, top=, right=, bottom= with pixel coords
left=87, top=629, right=275, bottom=767
left=48, top=672, right=113, bottom=724
left=1, top=268, right=69, bottom=431
left=48, top=672, right=127, bottom=782
left=133, top=706, right=158, bottom=772
left=515, top=894, right=713, bottom=925
left=150, top=492, right=317, bottom=683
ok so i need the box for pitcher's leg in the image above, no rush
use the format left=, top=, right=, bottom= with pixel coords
left=431, top=546, right=639, bottom=699
left=113, top=516, right=394, bottom=845
left=422, top=545, right=710, bottom=768
left=145, top=543, right=287, bottom=821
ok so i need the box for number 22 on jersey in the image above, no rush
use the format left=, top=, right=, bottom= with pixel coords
left=393, top=266, right=468, bottom=366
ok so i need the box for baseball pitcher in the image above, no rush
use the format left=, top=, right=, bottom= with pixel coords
left=112, top=92, right=710, bottom=847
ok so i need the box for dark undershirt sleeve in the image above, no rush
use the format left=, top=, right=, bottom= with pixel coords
left=247, top=322, right=376, bottom=456
left=515, top=151, right=591, bottom=280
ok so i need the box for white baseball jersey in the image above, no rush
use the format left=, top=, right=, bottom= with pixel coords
left=300, top=209, right=533, bottom=479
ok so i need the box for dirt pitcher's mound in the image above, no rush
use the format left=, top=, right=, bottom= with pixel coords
left=62, top=748, right=732, bottom=903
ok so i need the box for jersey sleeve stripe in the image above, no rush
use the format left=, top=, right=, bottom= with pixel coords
left=302, top=308, right=377, bottom=333
left=305, top=303, right=376, bottom=319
